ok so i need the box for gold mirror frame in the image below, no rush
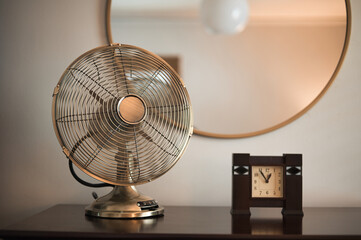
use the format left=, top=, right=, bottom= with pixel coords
left=105, top=0, right=351, bottom=139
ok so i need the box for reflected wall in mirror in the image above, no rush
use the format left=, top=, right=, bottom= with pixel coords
left=107, top=0, right=350, bottom=138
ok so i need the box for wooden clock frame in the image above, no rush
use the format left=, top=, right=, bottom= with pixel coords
left=231, top=153, right=303, bottom=216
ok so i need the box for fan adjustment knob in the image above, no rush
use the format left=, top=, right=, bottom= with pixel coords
left=117, top=95, right=147, bottom=125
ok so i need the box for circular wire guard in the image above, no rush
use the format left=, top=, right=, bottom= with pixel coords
left=52, top=44, right=193, bottom=186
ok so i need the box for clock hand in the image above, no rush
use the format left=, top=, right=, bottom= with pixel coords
left=266, top=173, right=272, bottom=183
left=259, top=169, right=267, bottom=182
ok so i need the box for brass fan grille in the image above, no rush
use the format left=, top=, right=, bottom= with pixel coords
left=52, top=44, right=193, bottom=186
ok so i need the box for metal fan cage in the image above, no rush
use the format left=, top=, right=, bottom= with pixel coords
left=52, top=44, right=193, bottom=186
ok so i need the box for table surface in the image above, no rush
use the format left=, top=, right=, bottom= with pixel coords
left=1, top=205, right=361, bottom=239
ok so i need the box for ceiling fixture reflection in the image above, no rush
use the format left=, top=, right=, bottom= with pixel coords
left=200, top=0, right=249, bottom=35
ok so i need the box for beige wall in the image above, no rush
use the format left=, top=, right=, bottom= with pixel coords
left=0, top=0, right=360, bottom=228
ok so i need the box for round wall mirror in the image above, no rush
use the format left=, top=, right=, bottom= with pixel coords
left=106, top=0, right=350, bottom=138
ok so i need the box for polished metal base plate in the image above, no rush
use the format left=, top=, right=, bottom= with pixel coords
left=85, top=186, right=164, bottom=219
left=85, top=206, right=164, bottom=219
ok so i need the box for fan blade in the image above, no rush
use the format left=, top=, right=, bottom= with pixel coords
left=112, top=47, right=136, bottom=95
left=138, top=127, right=179, bottom=158
left=71, top=131, right=93, bottom=154
left=138, top=63, right=165, bottom=95
left=70, top=68, right=117, bottom=100
left=146, top=104, right=190, bottom=132
left=115, top=144, right=140, bottom=183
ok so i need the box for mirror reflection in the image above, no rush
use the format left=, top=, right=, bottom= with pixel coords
left=109, top=0, right=347, bottom=137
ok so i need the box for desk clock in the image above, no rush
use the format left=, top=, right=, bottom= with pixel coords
left=231, top=153, right=303, bottom=216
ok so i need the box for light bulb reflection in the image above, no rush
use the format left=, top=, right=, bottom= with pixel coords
left=200, top=0, right=249, bottom=35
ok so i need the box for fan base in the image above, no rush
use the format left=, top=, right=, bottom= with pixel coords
left=85, top=186, right=164, bottom=218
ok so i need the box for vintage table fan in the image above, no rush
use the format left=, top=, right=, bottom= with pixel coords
left=52, top=44, right=193, bottom=218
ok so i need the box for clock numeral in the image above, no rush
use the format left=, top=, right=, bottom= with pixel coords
left=266, top=168, right=270, bottom=173
left=266, top=191, right=269, bottom=195
left=254, top=180, right=257, bottom=184
left=254, top=173, right=259, bottom=177
left=259, top=191, right=262, bottom=196
left=273, top=191, right=276, bottom=195
left=254, top=187, right=257, bottom=190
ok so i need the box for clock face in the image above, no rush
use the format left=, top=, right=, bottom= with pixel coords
left=251, top=166, right=283, bottom=198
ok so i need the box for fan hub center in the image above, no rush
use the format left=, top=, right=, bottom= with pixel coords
left=117, top=95, right=146, bottom=124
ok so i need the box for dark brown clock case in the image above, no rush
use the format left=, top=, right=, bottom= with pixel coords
left=231, top=153, right=303, bottom=216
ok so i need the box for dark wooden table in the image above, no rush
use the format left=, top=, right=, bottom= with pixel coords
left=1, top=205, right=361, bottom=239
